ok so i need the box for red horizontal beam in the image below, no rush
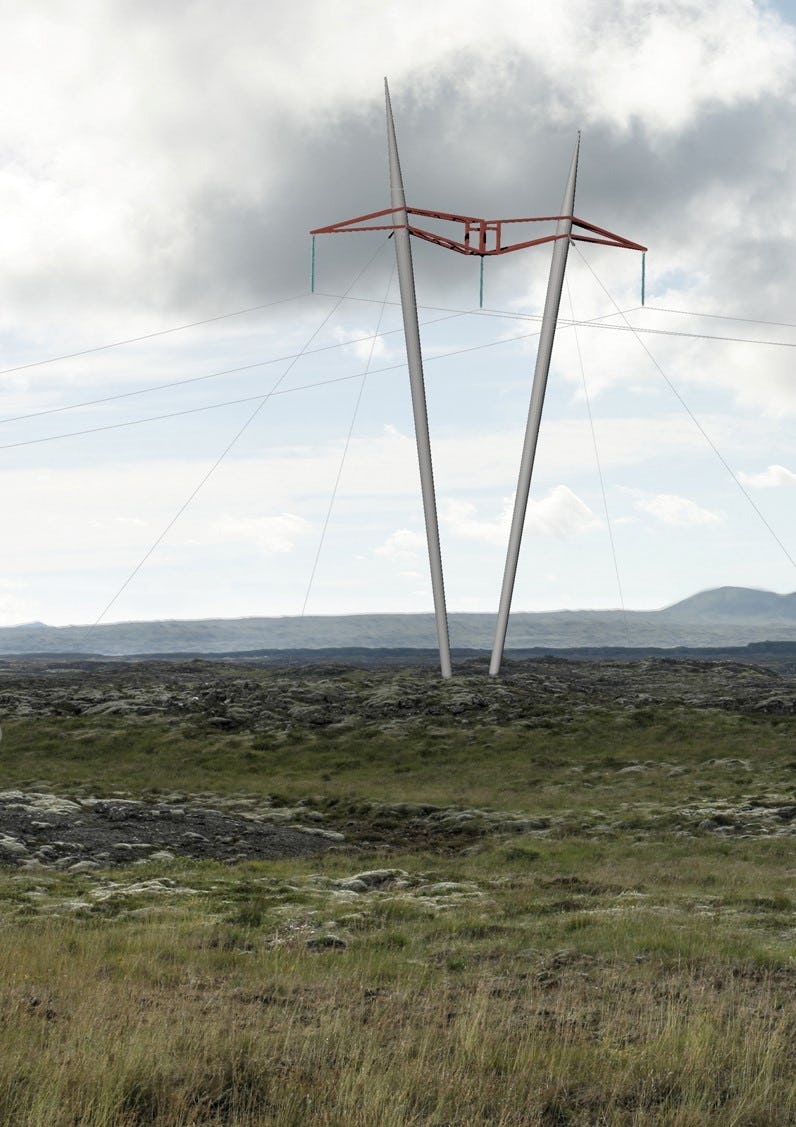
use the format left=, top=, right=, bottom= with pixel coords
left=314, top=224, right=400, bottom=234
left=408, top=206, right=567, bottom=226
left=310, top=206, right=646, bottom=255
left=573, top=216, right=647, bottom=253
left=310, top=206, right=400, bottom=235
left=572, top=234, right=635, bottom=250
left=407, top=229, right=564, bottom=256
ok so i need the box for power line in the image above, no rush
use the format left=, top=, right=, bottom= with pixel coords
left=573, top=242, right=796, bottom=574
left=0, top=307, right=472, bottom=427
left=301, top=265, right=396, bottom=616
left=0, top=288, right=483, bottom=386
left=323, top=289, right=796, bottom=345
left=85, top=242, right=392, bottom=634
left=5, top=281, right=795, bottom=458
left=566, top=276, right=630, bottom=643
left=0, top=322, right=554, bottom=452
left=13, top=284, right=792, bottom=454
left=0, top=304, right=637, bottom=452
left=7, top=296, right=794, bottom=433
left=5, top=282, right=795, bottom=387
left=0, top=292, right=311, bottom=378
left=480, top=307, right=796, bottom=349
left=643, top=305, right=796, bottom=331
left=326, top=289, right=796, bottom=346
left=318, top=289, right=638, bottom=323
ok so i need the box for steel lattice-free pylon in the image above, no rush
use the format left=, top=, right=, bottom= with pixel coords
left=311, top=84, right=646, bottom=677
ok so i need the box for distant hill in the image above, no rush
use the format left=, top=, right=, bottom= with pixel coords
left=0, top=586, right=794, bottom=656
left=659, top=586, right=796, bottom=622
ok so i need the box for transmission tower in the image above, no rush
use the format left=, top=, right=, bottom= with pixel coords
left=311, top=80, right=646, bottom=678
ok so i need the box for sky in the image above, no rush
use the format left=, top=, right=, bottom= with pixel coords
left=0, top=0, right=795, bottom=628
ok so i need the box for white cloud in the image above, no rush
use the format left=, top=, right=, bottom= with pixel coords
left=89, top=515, right=148, bottom=531
left=332, top=324, right=389, bottom=365
left=632, top=492, right=724, bottom=526
left=442, top=486, right=600, bottom=544
left=0, top=0, right=792, bottom=337
left=198, top=514, right=311, bottom=555
left=0, top=1, right=794, bottom=624
left=526, top=486, right=601, bottom=536
left=576, top=2, right=794, bottom=134
left=738, top=464, right=796, bottom=489
left=375, top=529, right=425, bottom=559
left=0, top=578, right=38, bottom=627
left=441, top=498, right=509, bottom=545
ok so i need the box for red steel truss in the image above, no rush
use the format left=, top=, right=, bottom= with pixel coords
left=310, top=205, right=647, bottom=256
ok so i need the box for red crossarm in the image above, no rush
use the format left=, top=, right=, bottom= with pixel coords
left=310, top=206, right=646, bottom=256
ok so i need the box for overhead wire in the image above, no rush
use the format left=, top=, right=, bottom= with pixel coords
left=572, top=242, right=796, bottom=575
left=7, top=297, right=795, bottom=433
left=0, top=292, right=311, bottom=379
left=301, top=264, right=397, bottom=617
left=318, top=290, right=640, bottom=323
left=8, top=281, right=793, bottom=387
left=480, top=308, right=796, bottom=349
left=0, top=306, right=473, bottom=427
left=643, top=305, right=796, bottom=331
left=565, top=274, right=630, bottom=643
left=0, top=322, right=549, bottom=451
left=321, top=290, right=796, bottom=347
left=6, top=250, right=794, bottom=622
left=84, top=239, right=391, bottom=635
left=0, top=304, right=642, bottom=452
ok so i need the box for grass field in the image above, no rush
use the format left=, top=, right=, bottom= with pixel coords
left=0, top=689, right=794, bottom=1124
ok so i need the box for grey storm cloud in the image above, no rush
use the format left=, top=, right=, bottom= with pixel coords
left=144, top=60, right=796, bottom=323
left=1, top=2, right=794, bottom=326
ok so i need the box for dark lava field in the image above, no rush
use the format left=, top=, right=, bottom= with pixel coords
left=0, top=654, right=793, bottom=730
left=0, top=654, right=793, bottom=871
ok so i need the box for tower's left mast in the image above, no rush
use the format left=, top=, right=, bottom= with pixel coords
left=385, top=79, right=452, bottom=678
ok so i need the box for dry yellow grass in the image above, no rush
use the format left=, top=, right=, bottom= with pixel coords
left=0, top=686, right=793, bottom=1123
left=0, top=881, right=794, bottom=1125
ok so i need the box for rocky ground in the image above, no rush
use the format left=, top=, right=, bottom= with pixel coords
left=0, top=654, right=793, bottom=730
left=0, top=791, right=342, bottom=872
left=2, top=776, right=794, bottom=875
left=0, top=656, right=793, bottom=872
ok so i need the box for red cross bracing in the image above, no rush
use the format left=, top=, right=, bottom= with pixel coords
left=310, top=205, right=647, bottom=256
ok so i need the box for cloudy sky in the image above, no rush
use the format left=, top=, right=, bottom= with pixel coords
left=1, top=0, right=795, bottom=628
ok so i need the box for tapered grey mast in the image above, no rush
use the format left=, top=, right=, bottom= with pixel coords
left=490, top=136, right=580, bottom=676
left=385, top=79, right=452, bottom=679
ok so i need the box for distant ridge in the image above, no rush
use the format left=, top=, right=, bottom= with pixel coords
left=659, top=586, right=796, bottom=622
left=0, top=586, right=794, bottom=656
